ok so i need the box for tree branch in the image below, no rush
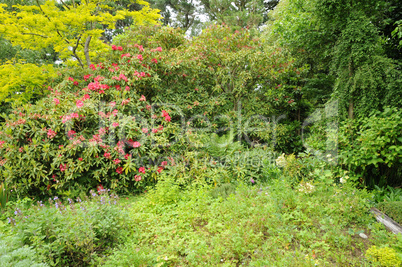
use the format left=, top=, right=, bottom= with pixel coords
left=72, top=35, right=84, bottom=68
left=35, top=0, right=70, bottom=44
left=21, top=32, right=49, bottom=38
left=59, top=0, right=70, bottom=10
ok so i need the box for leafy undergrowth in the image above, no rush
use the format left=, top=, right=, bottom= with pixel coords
left=101, top=178, right=402, bottom=266
left=1, top=178, right=401, bottom=266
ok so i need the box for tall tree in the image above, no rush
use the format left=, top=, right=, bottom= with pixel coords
left=0, top=0, right=160, bottom=104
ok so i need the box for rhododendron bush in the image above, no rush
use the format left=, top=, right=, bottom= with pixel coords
left=0, top=45, right=186, bottom=197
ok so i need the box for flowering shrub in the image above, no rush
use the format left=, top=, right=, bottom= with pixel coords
left=0, top=43, right=185, bottom=197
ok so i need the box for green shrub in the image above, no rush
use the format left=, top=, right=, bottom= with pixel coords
left=7, top=190, right=130, bottom=266
left=366, top=246, right=402, bottom=267
left=377, top=201, right=402, bottom=225
left=0, top=233, right=46, bottom=267
left=0, top=42, right=186, bottom=198
left=339, top=107, right=402, bottom=188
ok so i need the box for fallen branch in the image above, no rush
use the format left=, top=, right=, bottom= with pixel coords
left=370, top=207, right=402, bottom=235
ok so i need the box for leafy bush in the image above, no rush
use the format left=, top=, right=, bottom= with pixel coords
left=339, top=107, right=402, bottom=188
left=6, top=190, right=130, bottom=266
left=0, top=43, right=185, bottom=198
left=366, top=246, right=402, bottom=267
left=377, top=201, right=402, bottom=225
left=0, top=233, right=46, bottom=267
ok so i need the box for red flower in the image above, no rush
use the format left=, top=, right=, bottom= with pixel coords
left=97, top=184, right=104, bottom=193
left=139, top=167, right=146, bottom=173
left=116, top=167, right=123, bottom=174
left=157, top=166, right=164, bottom=173
left=68, top=77, right=74, bottom=81
left=142, top=128, right=148, bottom=133
left=60, top=164, right=67, bottom=172
left=78, top=158, right=83, bottom=161
left=53, top=98, right=60, bottom=105
left=117, top=46, right=123, bottom=51
left=288, top=100, right=294, bottom=104
left=104, top=152, right=111, bottom=159
left=161, top=161, right=168, bottom=166
left=165, top=115, right=171, bottom=122
left=139, top=95, right=146, bottom=102
left=162, top=110, right=169, bottom=117
left=152, top=58, right=158, bottom=64
left=113, top=159, right=121, bottom=165
left=73, top=81, right=79, bottom=86
left=111, top=45, right=117, bottom=50
left=135, top=175, right=142, bottom=182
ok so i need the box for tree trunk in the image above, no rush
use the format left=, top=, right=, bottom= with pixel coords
left=84, top=36, right=92, bottom=67
left=348, top=99, right=354, bottom=119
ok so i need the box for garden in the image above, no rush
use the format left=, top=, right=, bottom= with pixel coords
left=0, top=0, right=401, bottom=266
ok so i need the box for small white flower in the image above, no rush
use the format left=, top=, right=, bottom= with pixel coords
left=340, top=177, right=346, bottom=184
left=276, top=153, right=287, bottom=168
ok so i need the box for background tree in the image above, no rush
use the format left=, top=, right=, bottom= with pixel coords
left=0, top=0, right=160, bottom=105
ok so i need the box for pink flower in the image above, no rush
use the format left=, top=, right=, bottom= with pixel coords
left=60, top=164, right=67, bottom=172
left=131, top=141, right=141, bottom=148
left=139, top=95, right=146, bottom=101
left=157, top=166, right=164, bottom=173
left=124, top=154, right=130, bottom=160
left=53, top=98, right=60, bottom=105
left=76, top=100, right=84, bottom=108
left=125, top=86, right=130, bottom=91
left=152, top=128, right=158, bottom=133
left=78, top=158, right=83, bottom=161
left=68, top=77, right=74, bottom=81
left=152, top=58, right=158, bottom=64
left=89, top=64, right=96, bottom=70
left=137, top=54, right=143, bottom=61
left=156, top=47, right=162, bottom=52
left=112, top=109, right=118, bottom=116
left=47, top=129, right=57, bottom=139
left=73, top=81, right=79, bottom=86
left=109, top=101, right=116, bottom=107
left=117, top=46, right=123, bottom=51
left=112, top=44, right=117, bottom=50
left=146, top=105, right=152, bottom=110
left=104, top=152, right=111, bottom=159
left=121, top=98, right=130, bottom=105
left=83, top=94, right=90, bottom=100
left=113, top=159, right=121, bottom=165
left=112, top=122, right=119, bottom=127
left=165, top=115, right=171, bottom=122
left=142, top=128, right=148, bottom=133
left=59, top=145, right=63, bottom=149
left=139, top=167, right=146, bottom=173
left=116, top=167, right=123, bottom=174
left=67, top=130, right=76, bottom=138
left=135, top=175, right=142, bottom=182
left=19, top=147, right=24, bottom=152
left=161, top=161, right=168, bottom=166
